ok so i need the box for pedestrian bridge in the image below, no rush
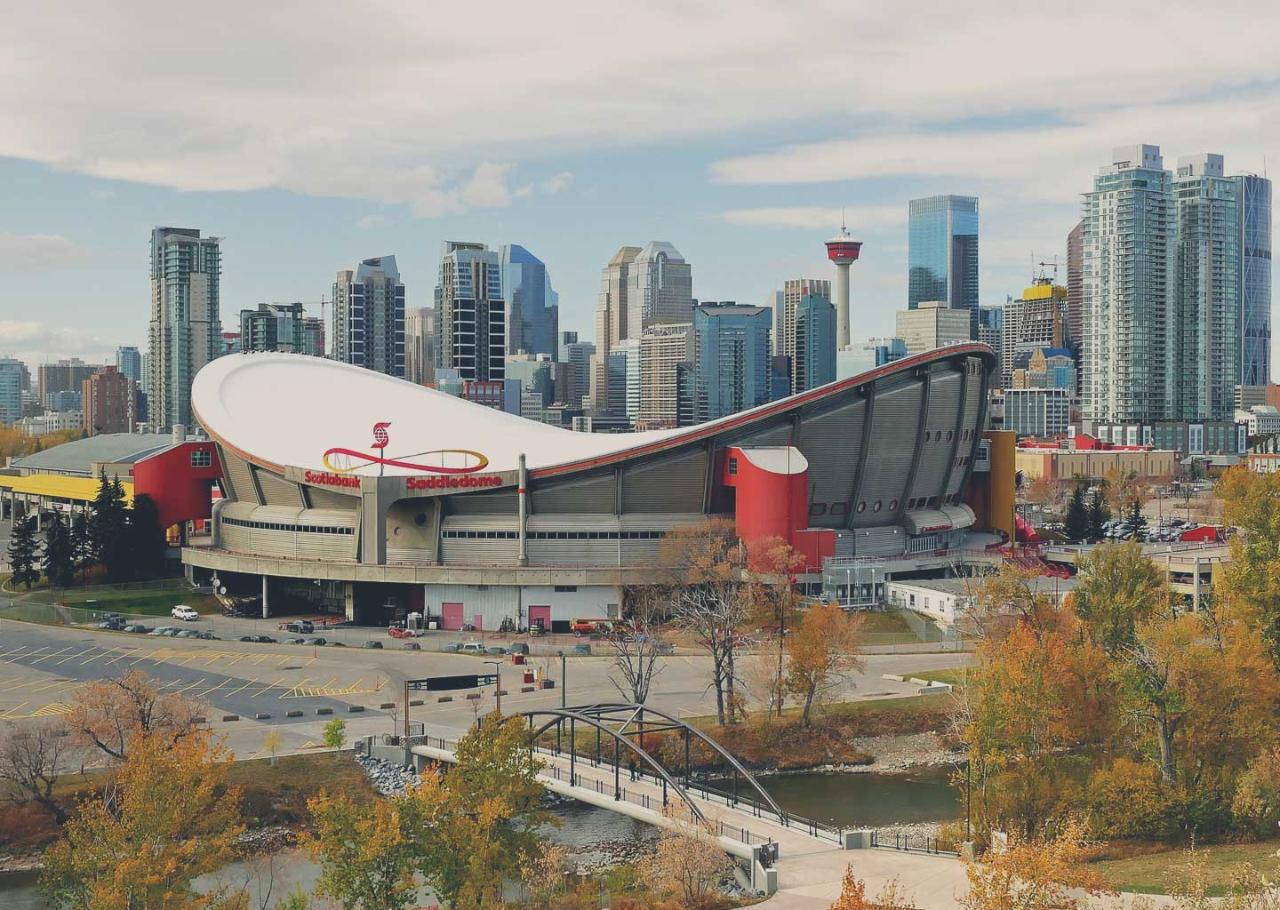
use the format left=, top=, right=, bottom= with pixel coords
left=395, top=703, right=965, bottom=904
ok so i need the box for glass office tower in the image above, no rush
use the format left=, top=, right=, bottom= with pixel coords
left=907, top=195, right=979, bottom=337
left=1238, top=174, right=1272, bottom=387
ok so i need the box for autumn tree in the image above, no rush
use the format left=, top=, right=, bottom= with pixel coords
left=65, top=669, right=203, bottom=762
left=960, top=819, right=1109, bottom=910
left=746, top=536, right=806, bottom=720
left=0, top=720, right=75, bottom=824
left=785, top=602, right=865, bottom=727
left=41, top=727, right=245, bottom=910
left=641, top=818, right=733, bottom=910
left=323, top=717, right=347, bottom=755
left=664, top=518, right=753, bottom=725
left=1072, top=542, right=1166, bottom=655
left=1216, top=466, right=1280, bottom=669
left=829, top=868, right=914, bottom=910
left=305, top=790, right=420, bottom=910
left=610, top=586, right=669, bottom=704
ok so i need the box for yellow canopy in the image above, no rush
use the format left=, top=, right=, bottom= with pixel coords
left=0, top=474, right=134, bottom=505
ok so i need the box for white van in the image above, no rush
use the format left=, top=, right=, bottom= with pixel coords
left=171, top=605, right=200, bottom=622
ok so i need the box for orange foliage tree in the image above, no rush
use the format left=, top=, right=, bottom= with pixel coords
left=960, top=819, right=1109, bottom=910
left=785, top=601, right=865, bottom=727
left=64, top=669, right=204, bottom=762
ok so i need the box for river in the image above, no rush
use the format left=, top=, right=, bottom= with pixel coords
left=0, top=769, right=960, bottom=907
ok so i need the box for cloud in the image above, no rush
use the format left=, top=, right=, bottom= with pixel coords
left=2, top=2, right=1273, bottom=218
left=355, top=213, right=389, bottom=230
left=540, top=171, right=574, bottom=195
left=0, top=234, right=88, bottom=270
left=0, top=321, right=120, bottom=364
left=716, top=205, right=904, bottom=231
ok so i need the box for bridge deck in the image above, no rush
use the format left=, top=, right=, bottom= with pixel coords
left=410, top=739, right=968, bottom=908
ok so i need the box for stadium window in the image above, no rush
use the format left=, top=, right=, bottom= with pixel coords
left=889, top=499, right=899, bottom=511
left=190, top=449, right=212, bottom=468
left=856, top=501, right=866, bottom=513
left=728, top=457, right=738, bottom=475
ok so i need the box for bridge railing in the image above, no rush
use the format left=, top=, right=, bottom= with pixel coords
left=869, top=830, right=957, bottom=856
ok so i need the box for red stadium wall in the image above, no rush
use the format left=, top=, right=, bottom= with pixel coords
left=722, top=447, right=809, bottom=565
left=132, top=441, right=223, bottom=530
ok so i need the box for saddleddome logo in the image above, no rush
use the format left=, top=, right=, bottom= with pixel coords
left=319, top=422, right=491, bottom=478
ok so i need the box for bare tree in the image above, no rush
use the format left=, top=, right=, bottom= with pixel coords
left=0, top=720, right=74, bottom=824
left=609, top=587, right=668, bottom=704
left=65, top=668, right=203, bottom=762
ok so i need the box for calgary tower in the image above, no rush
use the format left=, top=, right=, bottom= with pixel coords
left=825, top=214, right=863, bottom=349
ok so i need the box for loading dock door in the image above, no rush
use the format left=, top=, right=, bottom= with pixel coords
left=441, top=602, right=464, bottom=631
left=528, top=605, right=551, bottom=633
left=472, top=613, right=484, bottom=632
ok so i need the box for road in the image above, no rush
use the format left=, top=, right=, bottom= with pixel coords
left=0, top=614, right=971, bottom=761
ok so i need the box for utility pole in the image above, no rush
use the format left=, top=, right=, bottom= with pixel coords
left=558, top=650, right=567, bottom=709
left=484, top=660, right=502, bottom=715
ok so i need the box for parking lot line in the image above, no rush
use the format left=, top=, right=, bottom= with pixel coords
left=227, top=677, right=259, bottom=696
left=0, top=702, right=29, bottom=719
left=59, top=648, right=97, bottom=665
left=0, top=647, right=32, bottom=661
left=195, top=679, right=231, bottom=698
left=30, top=647, right=75, bottom=666
left=170, top=678, right=207, bottom=697
left=251, top=676, right=286, bottom=698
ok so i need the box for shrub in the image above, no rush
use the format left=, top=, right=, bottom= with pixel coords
left=1232, top=748, right=1280, bottom=838
left=1084, top=759, right=1173, bottom=840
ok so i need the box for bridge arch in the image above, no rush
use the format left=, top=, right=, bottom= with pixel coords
left=517, top=702, right=785, bottom=824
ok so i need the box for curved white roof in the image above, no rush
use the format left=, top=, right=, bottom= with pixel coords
left=192, top=354, right=686, bottom=476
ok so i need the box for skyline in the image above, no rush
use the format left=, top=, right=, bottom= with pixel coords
left=1, top=2, right=1277, bottom=368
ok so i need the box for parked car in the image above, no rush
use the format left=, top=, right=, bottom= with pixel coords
left=573, top=643, right=591, bottom=655
left=175, top=629, right=199, bottom=638
left=195, top=631, right=219, bottom=640
left=285, top=637, right=306, bottom=645
left=238, top=634, right=277, bottom=643
left=403, top=642, right=421, bottom=651
left=123, top=624, right=150, bottom=634
left=161, top=628, right=182, bottom=637
left=362, top=640, right=383, bottom=649
left=171, top=605, right=200, bottom=622
left=485, top=645, right=507, bottom=655
left=302, top=637, right=327, bottom=646
left=442, top=643, right=462, bottom=653
left=97, top=619, right=125, bottom=630
left=507, top=642, right=530, bottom=655
left=279, top=620, right=314, bottom=634
left=459, top=642, right=486, bottom=654
left=148, top=626, right=172, bottom=635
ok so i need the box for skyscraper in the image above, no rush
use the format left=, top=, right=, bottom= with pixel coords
left=300, top=317, right=325, bottom=357
left=1065, top=221, right=1084, bottom=350
left=332, top=256, right=405, bottom=377
left=1000, top=281, right=1069, bottom=390
left=500, top=244, right=559, bottom=360
left=148, top=227, right=222, bottom=430
left=0, top=357, right=27, bottom=426
left=793, top=294, right=836, bottom=393
left=693, top=302, right=772, bottom=422
left=607, top=338, right=640, bottom=423
left=1082, top=145, right=1174, bottom=425
left=239, top=303, right=310, bottom=353
left=38, top=358, right=101, bottom=408
left=978, top=305, right=1004, bottom=388
left=115, top=346, right=142, bottom=384
left=1173, top=154, right=1239, bottom=421
left=907, top=195, right=979, bottom=337
left=404, top=307, right=436, bottom=386
left=82, top=365, right=135, bottom=435
left=1238, top=174, right=1272, bottom=387
left=435, top=242, right=505, bottom=383
left=628, top=242, right=693, bottom=340
left=777, top=279, right=832, bottom=393
left=559, top=335, right=595, bottom=409
left=638, top=323, right=694, bottom=429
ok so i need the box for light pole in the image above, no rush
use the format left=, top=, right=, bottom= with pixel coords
left=558, top=650, right=566, bottom=709
left=483, top=660, right=502, bottom=715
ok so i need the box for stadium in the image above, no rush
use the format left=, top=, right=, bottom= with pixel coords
left=182, top=344, right=1009, bottom=629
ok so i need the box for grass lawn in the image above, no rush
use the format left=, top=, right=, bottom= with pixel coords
left=1088, top=840, right=1280, bottom=895
left=908, top=668, right=969, bottom=687
left=14, top=578, right=220, bottom=617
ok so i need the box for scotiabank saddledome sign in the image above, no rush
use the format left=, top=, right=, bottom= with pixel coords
left=309, top=422, right=503, bottom=491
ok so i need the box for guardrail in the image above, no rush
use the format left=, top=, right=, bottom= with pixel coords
left=870, top=830, right=957, bottom=856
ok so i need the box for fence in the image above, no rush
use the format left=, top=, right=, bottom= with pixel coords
left=869, top=830, right=957, bottom=856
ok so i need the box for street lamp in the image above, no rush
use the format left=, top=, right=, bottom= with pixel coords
left=557, top=650, right=566, bottom=709
left=483, top=659, right=502, bottom=715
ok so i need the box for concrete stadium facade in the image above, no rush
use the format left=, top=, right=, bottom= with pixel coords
left=183, top=345, right=996, bottom=628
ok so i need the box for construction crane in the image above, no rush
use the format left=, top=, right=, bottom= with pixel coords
left=1035, top=256, right=1060, bottom=283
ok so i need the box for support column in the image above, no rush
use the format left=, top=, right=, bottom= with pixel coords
left=517, top=453, right=528, bottom=567
left=261, top=575, right=270, bottom=619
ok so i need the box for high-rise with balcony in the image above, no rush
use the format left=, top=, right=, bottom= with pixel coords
left=500, top=244, right=559, bottom=360
left=435, top=242, right=505, bottom=383
left=1082, top=145, right=1174, bottom=425
left=115, top=346, right=142, bottom=384
left=404, top=307, right=436, bottom=386
left=148, top=227, right=222, bottom=430
left=693, top=302, right=772, bottom=421
left=1173, top=154, right=1239, bottom=421
left=1238, top=174, right=1272, bottom=387
left=793, top=294, right=836, bottom=393
left=638, top=323, right=694, bottom=429
left=776, top=279, right=832, bottom=393
left=332, top=256, right=405, bottom=377
left=239, top=303, right=312, bottom=354
left=908, top=195, right=979, bottom=337
left=82, top=365, right=135, bottom=435
left=0, top=357, right=27, bottom=426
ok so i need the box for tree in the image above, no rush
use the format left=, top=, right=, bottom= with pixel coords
left=1072, top=542, right=1166, bottom=656
left=746, top=536, right=806, bottom=720
left=960, top=818, right=1109, bottom=910
left=305, top=790, right=421, bottom=910
left=0, top=720, right=74, bottom=825
left=64, top=669, right=203, bottom=762
left=664, top=519, right=753, bottom=725
left=640, top=819, right=733, bottom=910
left=322, top=717, right=347, bottom=755
left=88, top=470, right=129, bottom=581
left=829, top=868, right=913, bottom=910
left=264, top=729, right=283, bottom=767
left=784, top=602, right=865, bottom=727
left=69, top=510, right=91, bottom=583
left=126, top=493, right=169, bottom=581
left=40, top=727, right=245, bottom=910
left=1086, top=488, right=1109, bottom=542
left=1232, top=747, right=1280, bottom=837
left=609, top=587, right=668, bottom=704
left=1125, top=498, right=1148, bottom=539
left=42, top=510, right=76, bottom=588
left=1216, top=466, right=1280, bottom=670
left=1064, top=486, right=1089, bottom=542
left=7, top=513, right=41, bottom=589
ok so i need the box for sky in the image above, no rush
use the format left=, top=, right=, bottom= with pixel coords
left=1, top=1, right=1278, bottom=369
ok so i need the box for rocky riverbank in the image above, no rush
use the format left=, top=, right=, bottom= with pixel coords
left=751, top=731, right=958, bottom=777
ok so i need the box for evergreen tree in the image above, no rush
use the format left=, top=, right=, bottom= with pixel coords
left=1087, top=489, right=1109, bottom=541
left=42, top=511, right=75, bottom=588
left=127, top=494, right=169, bottom=581
left=7, top=514, right=42, bottom=589
left=69, top=510, right=91, bottom=583
left=1064, top=486, right=1089, bottom=542
left=89, top=470, right=129, bottom=581
left=1126, top=499, right=1148, bottom=539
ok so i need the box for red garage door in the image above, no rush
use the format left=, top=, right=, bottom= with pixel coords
left=441, top=602, right=464, bottom=631
left=528, top=605, right=551, bottom=632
